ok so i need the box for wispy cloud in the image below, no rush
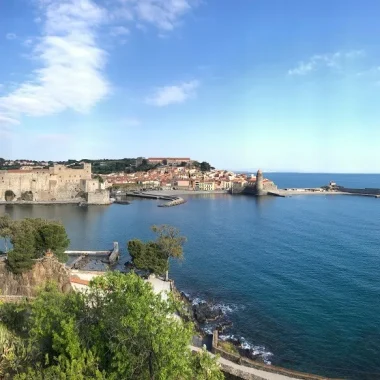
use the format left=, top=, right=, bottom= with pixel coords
left=288, top=50, right=364, bottom=76
left=146, top=80, right=200, bottom=106
left=110, top=26, right=130, bottom=37
left=23, top=38, right=34, bottom=47
left=0, top=0, right=200, bottom=125
left=0, top=115, right=20, bottom=126
left=6, top=33, right=17, bottom=40
left=114, top=0, right=198, bottom=31
left=0, top=0, right=110, bottom=124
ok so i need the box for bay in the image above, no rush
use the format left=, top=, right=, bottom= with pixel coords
left=1, top=173, right=380, bottom=379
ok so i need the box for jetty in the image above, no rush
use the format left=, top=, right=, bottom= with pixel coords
left=65, top=242, right=120, bottom=269
left=125, top=191, right=186, bottom=207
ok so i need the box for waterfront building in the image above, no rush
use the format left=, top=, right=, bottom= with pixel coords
left=148, top=157, right=191, bottom=165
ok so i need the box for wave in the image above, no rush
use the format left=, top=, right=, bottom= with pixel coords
left=182, top=291, right=273, bottom=365
left=219, top=334, right=273, bottom=365
left=187, top=293, right=243, bottom=313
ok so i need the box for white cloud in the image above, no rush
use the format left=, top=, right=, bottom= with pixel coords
left=23, top=38, right=34, bottom=47
left=146, top=80, right=199, bottom=106
left=110, top=26, right=130, bottom=36
left=0, top=115, right=20, bottom=126
left=0, top=0, right=110, bottom=123
left=115, top=0, right=198, bottom=31
left=6, top=33, right=17, bottom=40
left=0, top=0, right=200, bottom=125
left=288, top=50, right=364, bottom=76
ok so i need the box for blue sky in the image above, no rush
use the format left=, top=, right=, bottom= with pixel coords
left=1, top=0, right=380, bottom=172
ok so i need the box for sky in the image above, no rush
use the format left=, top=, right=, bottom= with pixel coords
left=1, top=0, right=380, bottom=173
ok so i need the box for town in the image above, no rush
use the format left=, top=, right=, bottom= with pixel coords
left=99, top=157, right=276, bottom=192
left=0, top=157, right=277, bottom=195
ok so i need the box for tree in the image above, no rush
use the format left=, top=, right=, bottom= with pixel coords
left=6, top=218, right=70, bottom=274
left=7, top=220, right=37, bottom=274
left=35, top=223, right=70, bottom=263
left=162, top=159, right=168, bottom=165
left=128, top=240, right=168, bottom=275
left=200, top=162, right=212, bottom=172
left=0, top=272, right=223, bottom=379
left=151, top=225, right=187, bottom=281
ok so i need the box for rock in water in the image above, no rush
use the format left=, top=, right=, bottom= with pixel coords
left=193, top=302, right=223, bottom=323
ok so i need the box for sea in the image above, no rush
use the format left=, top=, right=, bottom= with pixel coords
left=1, top=173, right=380, bottom=380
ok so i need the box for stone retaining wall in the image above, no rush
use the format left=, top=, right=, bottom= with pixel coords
left=212, top=331, right=339, bottom=380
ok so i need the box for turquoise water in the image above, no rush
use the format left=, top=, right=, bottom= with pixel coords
left=1, top=173, right=380, bottom=379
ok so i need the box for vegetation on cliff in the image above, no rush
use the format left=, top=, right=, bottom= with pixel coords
left=0, top=216, right=70, bottom=274
left=128, top=225, right=186, bottom=280
left=0, top=272, right=223, bottom=379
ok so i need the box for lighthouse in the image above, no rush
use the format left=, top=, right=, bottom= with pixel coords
left=255, top=169, right=264, bottom=196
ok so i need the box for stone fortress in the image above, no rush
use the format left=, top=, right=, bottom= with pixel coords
left=0, top=163, right=110, bottom=204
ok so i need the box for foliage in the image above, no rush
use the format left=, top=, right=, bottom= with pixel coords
left=200, top=162, right=214, bottom=172
left=7, top=220, right=37, bottom=274
left=128, top=239, right=168, bottom=275
left=0, top=322, right=28, bottom=377
left=192, top=347, right=224, bottom=380
left=5, top=218, right=70, bottom=274
left=0, top=272, right=223, bottom=379
left=151, top=224, right=187, bottom=261
left=128, top=225, right=187, bottom=279
left=192, top=161, right=215, bottom=172
left=35, top=223, right=70, bottom=263
left=218, top=340, right=239, bottom=355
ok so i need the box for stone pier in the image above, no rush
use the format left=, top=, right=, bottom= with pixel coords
left=65, top=242, right=119, bottom=269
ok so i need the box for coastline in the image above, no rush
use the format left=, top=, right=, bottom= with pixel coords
left=0, top=200, right=111, bottom=205
left=129, top=189, right=229, bottom=196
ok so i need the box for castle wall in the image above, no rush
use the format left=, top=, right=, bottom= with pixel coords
left=0, top=164, right=108, bottom=204
left=86, top=190, right=111, bottom=205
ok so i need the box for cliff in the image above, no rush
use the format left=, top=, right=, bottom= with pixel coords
left=0, top=256, right=72, bottom=297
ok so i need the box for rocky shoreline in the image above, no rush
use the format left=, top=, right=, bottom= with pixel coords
left=179, top=291, right=273, bottom=365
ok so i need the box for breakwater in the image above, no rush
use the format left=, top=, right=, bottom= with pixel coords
left=126, top=191, right=186, bottom=207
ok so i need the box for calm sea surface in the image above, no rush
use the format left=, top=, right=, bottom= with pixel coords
left=1, top=173, right=380, bottom=379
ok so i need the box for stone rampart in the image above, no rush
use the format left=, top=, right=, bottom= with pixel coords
left=0, top=164, right=110, bottom=204
left=86, top=190, right=111, bottom=205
